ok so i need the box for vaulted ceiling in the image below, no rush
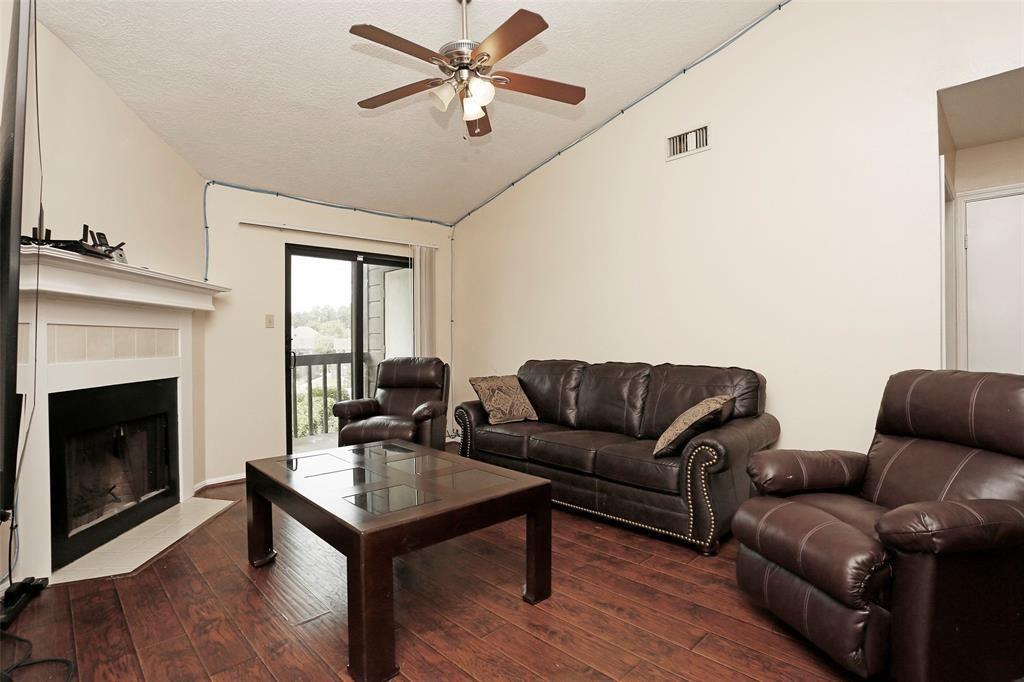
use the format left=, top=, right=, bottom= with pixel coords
left=39, top=1, right=777, bottom=224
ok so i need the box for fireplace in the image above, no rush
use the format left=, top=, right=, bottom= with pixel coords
left=49, top=378, right=179, bottom=569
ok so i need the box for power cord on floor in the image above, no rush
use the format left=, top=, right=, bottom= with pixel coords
left=0, top=632, right=74, bottom=682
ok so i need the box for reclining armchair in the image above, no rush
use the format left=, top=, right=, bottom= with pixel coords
left=732, top=369, right=1024, bottom=681
left=333, top=357, right=450, bottom=450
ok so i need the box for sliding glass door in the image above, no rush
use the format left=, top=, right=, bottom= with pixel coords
left=285, top=244, right=413, bottom=454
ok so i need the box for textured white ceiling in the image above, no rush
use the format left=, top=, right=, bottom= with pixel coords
left=939, top=67, right=1024, bottom=150
left=39, top=0, right=777, bottom=224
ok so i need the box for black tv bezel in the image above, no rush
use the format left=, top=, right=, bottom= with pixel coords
left=0, top=0, right=31, bottom=514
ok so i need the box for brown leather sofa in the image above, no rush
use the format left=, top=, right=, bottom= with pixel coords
left=455, top=360, right=779, bottom=553
left=333, top=357, right=450, bottom=450
left=733, top=369, right=1024, bottom=680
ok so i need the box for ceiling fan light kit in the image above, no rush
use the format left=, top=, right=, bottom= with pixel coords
left=467, top=76, right=495, bottom=106
left=461, top=95, right=485, bottom=121
left=351, top=0, right=585, bottom=137
left=429, top=81, right=458, bottom=111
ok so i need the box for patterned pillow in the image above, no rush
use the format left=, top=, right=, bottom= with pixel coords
left=469, top=375, right=539, bottom=425
left=654, top=395, right=735, bottom=458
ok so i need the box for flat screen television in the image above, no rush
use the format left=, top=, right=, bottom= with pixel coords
left=0, top=0, right=30, bottom=516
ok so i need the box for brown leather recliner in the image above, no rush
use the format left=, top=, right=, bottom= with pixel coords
left=732, top=369, right=1024, bottom=681
left=332, top=357, right=450, bottom=450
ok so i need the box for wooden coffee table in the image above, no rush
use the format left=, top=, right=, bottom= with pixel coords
left=245, top=439, right=552, bottom=682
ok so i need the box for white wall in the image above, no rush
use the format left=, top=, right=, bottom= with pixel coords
left=22, top=24, right=205, bottom=279
left=955, top=136, right=1024, bottom=192
left=452, top=0, right=1024, bottom=451
left=201, top=185, right=452, bottom=481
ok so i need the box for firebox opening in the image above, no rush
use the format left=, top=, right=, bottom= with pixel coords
left=49, top=378, right=179, bottom=570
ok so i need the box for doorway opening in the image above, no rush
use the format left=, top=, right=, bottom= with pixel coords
left=284, top=244, right=413, bottom=454
left=937, top=67, right=1024, bottom=372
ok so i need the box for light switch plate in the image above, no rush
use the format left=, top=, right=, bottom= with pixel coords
left=264, top=314, right=275, bottom=328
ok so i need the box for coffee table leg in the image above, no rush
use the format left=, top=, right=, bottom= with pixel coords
left=523, top=492, right=552, bottom=604
left=347, top=549, right=398, bottom=682
left=246, top=482, right=277, bottom=568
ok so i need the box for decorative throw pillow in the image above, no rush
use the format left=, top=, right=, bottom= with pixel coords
left=469, top=375, right=539, bottom=425
left=653, top=395, right=735, bottom=458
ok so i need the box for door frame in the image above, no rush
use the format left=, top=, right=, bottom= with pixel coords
left=952, top=182, right=1024, bottom=370
left=284, top=243, right=411, bottom=454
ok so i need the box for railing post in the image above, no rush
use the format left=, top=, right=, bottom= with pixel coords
left=291, top=364, right=298, bottom=438
left=307, top=365, right=314, bottom=436
left=322, top=363, right=329, bottom=435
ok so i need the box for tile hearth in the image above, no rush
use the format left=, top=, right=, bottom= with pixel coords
left=49, top=496, right=232, bottom=584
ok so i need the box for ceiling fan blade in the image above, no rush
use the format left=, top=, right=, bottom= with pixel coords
left=466, top=107, right=492, bottom=137
left=358, top=78, right=442, bottom=109
left=471, top=10, right=548, bottom=67
left=350, top=24, right=445, bottom=65
left=493, top=71, right=585, bottom=105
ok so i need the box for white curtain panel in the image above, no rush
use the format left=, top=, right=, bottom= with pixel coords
left=412, top=245, right=437, bottom=357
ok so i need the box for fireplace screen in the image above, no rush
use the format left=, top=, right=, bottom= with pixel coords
left=49, top=377, right=179, bottom=569
left=65, top=414, right=170, bottom=535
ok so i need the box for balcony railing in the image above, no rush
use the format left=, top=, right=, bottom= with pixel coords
left=291, top=352, right=353, bottom=439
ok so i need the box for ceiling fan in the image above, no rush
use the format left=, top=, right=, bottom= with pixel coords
left=351, top=0, right=586, bottom=138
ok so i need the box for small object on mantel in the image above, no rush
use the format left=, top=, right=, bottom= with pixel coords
left=20, top=223, right=127, bottom=261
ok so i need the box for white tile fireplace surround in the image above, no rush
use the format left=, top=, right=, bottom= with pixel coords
left=15, top=246, right=229, bottom=579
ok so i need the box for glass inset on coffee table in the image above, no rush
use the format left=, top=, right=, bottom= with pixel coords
left=344, top=484, right=440, bottom=515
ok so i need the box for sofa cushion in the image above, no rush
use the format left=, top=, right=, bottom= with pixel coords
left=733, top=495, right=892, bottom=608
left=575, top=362, right=651, bottom=437
left=469, top=375, right=538, bottom=424
left=339, top=415, right=417, bottom=445
left=640, top=364, right=765, bottom=439
left=594, top=440, right=681, bottom=494
left=476, top=421, right=570, bottom=461
left=517, top=360, right=588, bottom=427
left=528, top=430, right=634, bottom=474
left=788, top=492, right=889, bottom=539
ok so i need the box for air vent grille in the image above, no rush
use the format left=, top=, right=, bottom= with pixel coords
left=667, top=125, right=709, bottom=161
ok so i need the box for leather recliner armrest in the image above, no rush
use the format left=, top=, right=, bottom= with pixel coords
left=453, top=400, right=489, bottom=457
left=747, top=449, right=868, bottom=496
left=877, top=499, right=1024, bottom=554
left=412, top=400, right=447, bottom=423
left=332, top=397, right=379, bottom=420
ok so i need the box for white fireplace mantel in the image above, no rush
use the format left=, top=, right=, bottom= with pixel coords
left=15, top=246, right=228, bottom=579
left=20, top=246, right=229, bottom=310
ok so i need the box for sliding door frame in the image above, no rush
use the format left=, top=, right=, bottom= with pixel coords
left=284, top=243, right=411, bottom=454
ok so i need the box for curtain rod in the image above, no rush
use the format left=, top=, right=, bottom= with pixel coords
left=450, top=1, right=791, bottom=226
left=239, top=219, right=442, bottom=250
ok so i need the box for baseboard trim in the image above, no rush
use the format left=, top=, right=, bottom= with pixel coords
left=193, top=473, right=245, bottom=493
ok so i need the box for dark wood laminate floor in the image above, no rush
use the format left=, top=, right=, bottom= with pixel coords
left=8, top=483, right=853, bottom=681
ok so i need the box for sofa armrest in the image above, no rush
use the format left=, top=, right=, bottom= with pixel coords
left=680, top=413, right=780, bottom=551
left=332, top=397, right=379, bottom=420
left=877, top=499, right=1024, bottom=554
left=747, top=449, right=868, bottom=496
left=453, top=400, right=489, bottom=457
left=413, top=400, right=447, bottom=423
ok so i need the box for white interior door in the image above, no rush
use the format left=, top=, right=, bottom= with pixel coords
left=966, top=193, right=1024, bottom=373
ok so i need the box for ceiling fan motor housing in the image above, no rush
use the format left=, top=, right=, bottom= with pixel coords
left=440, top=39, right=483, bottom=69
